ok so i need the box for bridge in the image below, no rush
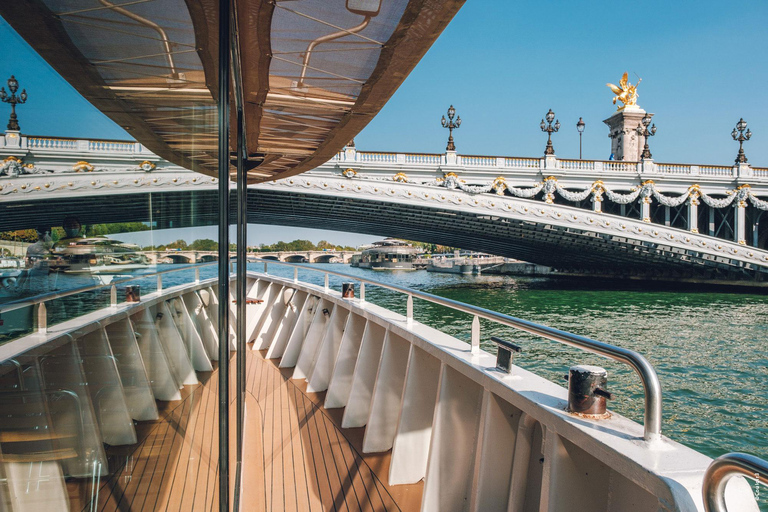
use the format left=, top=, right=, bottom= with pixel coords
left=251, top=251, right=358, bottom=263
left=3, top=132, right=768, bottom=282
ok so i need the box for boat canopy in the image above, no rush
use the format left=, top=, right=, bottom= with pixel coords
left=0, top=0, right=463, bottom=182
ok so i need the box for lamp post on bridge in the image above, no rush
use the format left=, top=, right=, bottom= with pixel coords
left=732, top=118, right=751, bottom=164
left=0, top=76, right=27, bottom=131
left=540, top=109, right=560, bottom=156
left=636, top=114, right=657, bottom=160
left=576, top=117, right=585, bottom=159
left=441, top=105, right=461, bottom=151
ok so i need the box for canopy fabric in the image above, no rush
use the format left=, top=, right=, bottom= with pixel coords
left=0, top=0, right=464, bottom=182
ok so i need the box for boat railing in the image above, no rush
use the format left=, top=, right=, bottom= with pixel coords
left=253, top=258, right=663, bottom=442
left=1, top=257, right=663, bottom=441
left=0, top=262, right=218, bottom=330
left=703, top=452, right=767, bottom=512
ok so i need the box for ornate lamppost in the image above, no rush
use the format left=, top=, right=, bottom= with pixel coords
left=540, top=109, right=560, bottom=156
left=732, top=118, right=751, bottom=164
left=576, top=117, right=585, bottom=159
left=636, top=114, right=657, bottom=160
left=0, top=76, right=28, bottom=131
left=441, top=105, right=461, bottom=151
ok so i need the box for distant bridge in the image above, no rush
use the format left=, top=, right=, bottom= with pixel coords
left=4, top=133, right=768, bottom=282
left=144, top=250, right=358, bottom=264
left=250, top=251, right=358, bottom=263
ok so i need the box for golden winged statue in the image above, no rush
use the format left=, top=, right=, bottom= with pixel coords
left=606, top=72, right=641, bottom=110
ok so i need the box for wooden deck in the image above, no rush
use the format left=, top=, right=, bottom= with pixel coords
left=70, top=344, right=422, bottom=511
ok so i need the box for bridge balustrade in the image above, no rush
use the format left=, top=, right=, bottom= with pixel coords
left=4, top=134, right=768, bottom=251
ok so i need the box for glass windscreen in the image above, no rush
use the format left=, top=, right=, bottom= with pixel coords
left=0, top=2, right=224, bottom=509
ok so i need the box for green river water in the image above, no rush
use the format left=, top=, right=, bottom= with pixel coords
left=3, top=262, right=766, bottom=507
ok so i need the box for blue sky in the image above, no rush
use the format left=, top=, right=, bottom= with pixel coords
left=1, top=1, right=767, bottom=245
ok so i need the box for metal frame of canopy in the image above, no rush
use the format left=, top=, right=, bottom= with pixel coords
left=0, top=0, right=464, bottom=183
left=0, top=1, right=466, bottom=509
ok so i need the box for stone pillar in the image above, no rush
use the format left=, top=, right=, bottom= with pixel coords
left=445, top=150, right=457, bottom=165
left=592, top=195, right=602, bottom=212
left=688, top=196, right=699, bottom=233
left=735, top=162, right=751, bottom=179
left=641, top=196, right=651, bottom=223
left=735, top=202, right=747, bottom=245
left=3, top=130, right=22, bottom=149
left=344, top=139, right=356, bottom=162
left=592, top=185, right=603, bottom=213
left=603, top=108, right=653, bottom=161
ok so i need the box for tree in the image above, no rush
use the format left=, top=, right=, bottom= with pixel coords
left=317, top=240, right=334, bottom=250
left=165, top=239, right=188, bottom=250
left=190, top=239, right=218, bottom=251
left=287, top=239, right=315, bottom=251
left=0, top=229, right=38, bottom=243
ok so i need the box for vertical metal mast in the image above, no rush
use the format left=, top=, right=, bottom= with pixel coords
left=230, top=0, right=247, bottom=506
left=217, top=0, right=230, bottom=508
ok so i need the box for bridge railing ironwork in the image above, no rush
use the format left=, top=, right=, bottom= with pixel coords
left=253, top=258, right=663, bottom=442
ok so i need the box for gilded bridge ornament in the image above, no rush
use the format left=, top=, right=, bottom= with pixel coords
left=72, top=161, right=95, bottom=172
left=606, top=72, right=641, bottom=110
left=137, top=160, right=156, bottom=172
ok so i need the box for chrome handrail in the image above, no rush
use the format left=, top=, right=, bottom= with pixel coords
left=0, top=262, right=217, bottom=315
left=703, top=452, right=767, bottom=512
left=252, top=258, right=663, bottom=442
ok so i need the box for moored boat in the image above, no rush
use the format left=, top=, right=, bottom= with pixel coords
left=358, top=239, right=420, bottom=271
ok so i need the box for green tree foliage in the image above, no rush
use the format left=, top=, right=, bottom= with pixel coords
left=0, top=229, right=38, bottom=243
left=85, top=222, right=149, bottom=236
left=252, top=239, right=358, bottom=252
left=165, top=239, right=188, bottom=250
left=190, top=239, right=218, bottom=251
left=2, top=222, right=149, bottom=243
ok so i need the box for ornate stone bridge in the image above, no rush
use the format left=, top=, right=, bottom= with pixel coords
left=141, top=250, right=356, bottom=264
left=250, top=251, right=358, bottom=263
left=144, top=251, right=221, bottom=264
left=3, top=132, right=768, bottom=282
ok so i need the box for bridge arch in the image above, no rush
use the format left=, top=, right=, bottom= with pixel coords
left=260, top=255, right=280, bottom=261
left=3, top=175, right=768, bottom=282
left=198, top=254, right=218, bottom=262
left=284, top=255, right=308, bottom=263
left=248, top=177, right=768, bottom=282
left=313, top=254, right=339, bottom=263
left=165, top=254, right=192, bottom=264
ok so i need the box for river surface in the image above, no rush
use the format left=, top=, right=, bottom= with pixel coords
left=2, top=262, right=767, bottom=506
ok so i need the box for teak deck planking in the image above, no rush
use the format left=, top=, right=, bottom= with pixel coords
left=67, top=344, right=422, bottom=511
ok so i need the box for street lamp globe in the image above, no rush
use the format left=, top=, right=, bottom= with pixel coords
left=7, top=76, right=18, bottom=93
left=576, top=117, right=585, bottom=133
left=737, top=118, right=747, bottom=132
left=545, top=109, right=555, bottom=124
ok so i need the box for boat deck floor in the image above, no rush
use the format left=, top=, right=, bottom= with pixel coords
left=68, top=344, right=422, bottom=511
